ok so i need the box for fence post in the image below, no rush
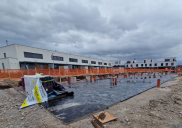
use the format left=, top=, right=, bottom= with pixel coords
left=8, top=68, right=11, bottom=80
left=59, top=66, right=60, bottom=76
left=157, top=79, right=161, bottom=87
left=35, top=67, right=37, bottom=73
left=49, top=68, right=50, bottom=75
left=115, top=77, right=117, bottom=85
left=21, top=68, right=23, bottom=77
left=90, top=76, right=92, bottom=82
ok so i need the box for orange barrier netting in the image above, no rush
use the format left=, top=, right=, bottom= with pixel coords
left=0, top=68, right=171, bottom=80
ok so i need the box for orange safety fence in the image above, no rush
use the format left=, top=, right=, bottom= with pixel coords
left=0, top=68, right=171, bottom=80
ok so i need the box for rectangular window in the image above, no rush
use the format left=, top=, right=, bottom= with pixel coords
left=82, top=60, right=88, bottom=63
left=166, top=63, right=168, bottom=66
left=165, top=59, right=170, bottom=62
left=141, top=64, right=143, bottom=67
left=133, top=61, right=135, bottom=63
left=151, top=59, right=152, bottom=62
left=104, top=63, right=107, bottom=65
left=136, top=64, right=138, bottom=67
left=40, top=64, right=44, bottom=69
left=4, top=53, right=6, bottom=58
left=24, top=52, right=43, bottom=59
left=161, top=63, right=163, bottom=66
left=171, top=63, right=174, bottom=66
left=144, top=60, right=146, bottom=63
left=127, top=65, right=128, bottom=67
left=145, top=64, right=147, bottom=67
left=155, top=63, right=157, bottom=66
left=91, top=61, right=96, bottom=64
left=98, top=62, right=102, bottom=65
left=127, top=61, right=130, bottom=63
left=150, top=64, right=152, bottom=66
left=2, top=63, right=5, bottom=69
left=69, top=58, right=78, bottom=62
left=173, top=59, right=175, bottom=61
left=52, top=56, right=64, bottom=61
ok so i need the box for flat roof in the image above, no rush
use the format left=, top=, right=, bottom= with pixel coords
left=0, top=44, right=111, bottom=62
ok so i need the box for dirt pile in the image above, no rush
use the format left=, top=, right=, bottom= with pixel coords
left=0, top=80, right=22, bottom=89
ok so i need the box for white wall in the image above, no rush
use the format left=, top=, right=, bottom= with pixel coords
left=126, top=60, right=136, bottom=64
left=144, top=59, right=154, bottom=64
left=0, top=58, right=11, bottom=69
left=14, top=44, right=111, bottom=67
left=0, top=58, right=20, bottom=69
left=125, top=60, right=137, bottom=68
left=0, top=45, right=17, bottom=59
left=111, top=60, right=124, bottom=66
left=125, top=58, right=177, bottom=68
left=9, top=58, right=20, bottom=69
left=164, top=57, right=176, bottom=62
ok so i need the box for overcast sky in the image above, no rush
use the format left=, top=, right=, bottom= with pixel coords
left=0, top=0, right=182, bottom=64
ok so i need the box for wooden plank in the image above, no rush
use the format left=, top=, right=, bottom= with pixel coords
left=94, top=119, right=105, bottom=128
left=91, top=120, right=99, bottom=128
left=93, top=112, right=117, bottom=124
left=48, top=94, right=66, bottom=101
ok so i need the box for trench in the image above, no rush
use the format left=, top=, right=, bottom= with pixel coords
left=0, top=85, right=11, bottom=90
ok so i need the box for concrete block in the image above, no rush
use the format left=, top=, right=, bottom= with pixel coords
left=86, top=76, right=90, bottom=81
left=71, top=77, right=76, bottom=83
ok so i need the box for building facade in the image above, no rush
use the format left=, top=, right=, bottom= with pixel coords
left=0, top=44, right=112, bottom=69
left=111, top=60, right=125, bottom=68
left=125, top=58, right=177, bottom=69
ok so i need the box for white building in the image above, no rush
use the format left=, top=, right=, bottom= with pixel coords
left=0, top=44, right=112, bottom=69
left=125, top=58, right=177, bottom=69
left=111, top=60, right=125, bottom=68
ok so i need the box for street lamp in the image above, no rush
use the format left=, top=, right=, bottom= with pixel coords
left=52, top=53, right=54, bottom=69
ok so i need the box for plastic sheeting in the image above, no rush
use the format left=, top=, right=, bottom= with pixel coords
left=42, top=74, right=177, bottom=123
left=20, top=78, right=48, bottom=108
left=21, top=75, right=73, bottom=109
left=24, top=75, right=42, bottom=94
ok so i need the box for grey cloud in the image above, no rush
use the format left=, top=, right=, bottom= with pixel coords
left=0, top=0, right=182, bottom=64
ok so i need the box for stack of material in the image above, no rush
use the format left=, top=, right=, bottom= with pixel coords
left=40, top=76, right=74, bottom=98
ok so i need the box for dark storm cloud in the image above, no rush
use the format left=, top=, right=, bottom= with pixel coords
left=0, top=0, right=182, bottom=64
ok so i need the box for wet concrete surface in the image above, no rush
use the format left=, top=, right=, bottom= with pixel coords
left=42, top=74, right=177, bottom=123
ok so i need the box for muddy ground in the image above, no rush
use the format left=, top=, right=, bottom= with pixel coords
left=0, top=76, right=182, bottom=128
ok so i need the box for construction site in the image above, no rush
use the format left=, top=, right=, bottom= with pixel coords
left=0, top=67, right=182, bottom=128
